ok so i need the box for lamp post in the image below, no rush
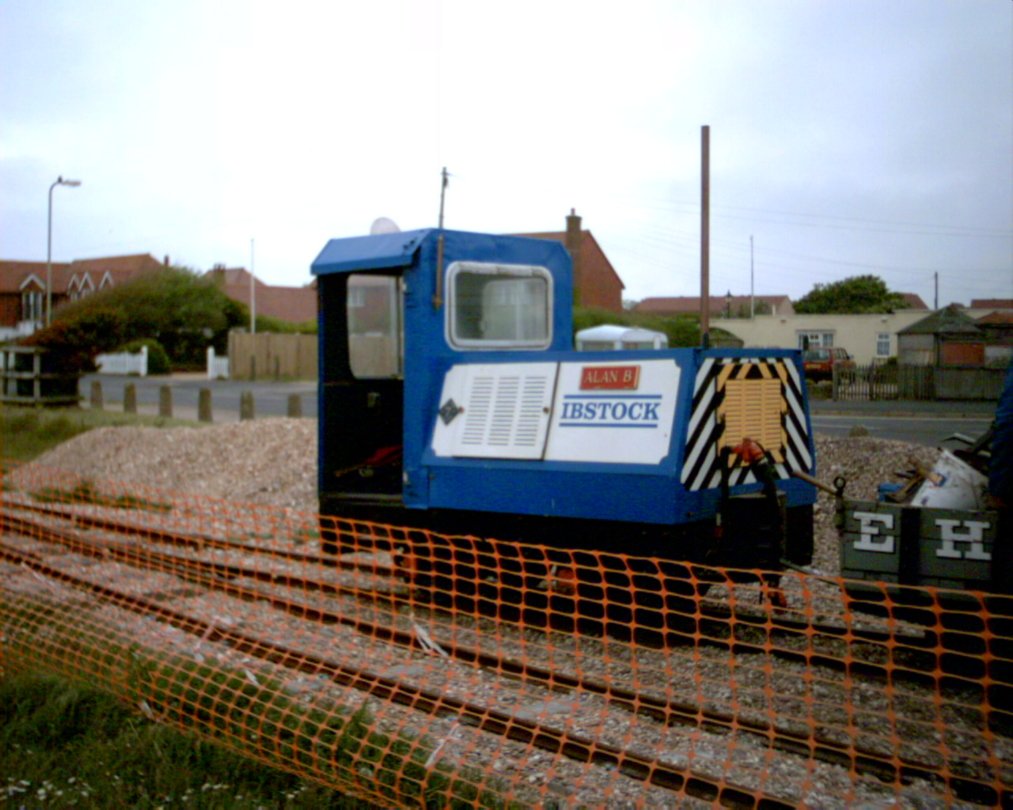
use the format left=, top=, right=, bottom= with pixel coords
left=46, top=175, right=82, bottom=326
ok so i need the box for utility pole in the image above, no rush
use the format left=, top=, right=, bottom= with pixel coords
left=700, top=126, right=710, bottom=345
left=934, top=271, right=938, bottom=310
left=250, top=238, right=256, bottom=334
left=750, top=235, right=755, bottom=318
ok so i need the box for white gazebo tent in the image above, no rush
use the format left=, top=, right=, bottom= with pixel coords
left=575, top=324, right=668, bottom=351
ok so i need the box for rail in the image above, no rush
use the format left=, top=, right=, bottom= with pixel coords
left=1, top=463, right=1010, bottom=807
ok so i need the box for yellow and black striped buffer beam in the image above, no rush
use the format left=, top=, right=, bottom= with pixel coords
left=681, top=357, right=812, bottom=491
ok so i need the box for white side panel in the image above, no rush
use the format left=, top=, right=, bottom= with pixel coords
left=431, top=363, right=558, bottom=459
left=544, top=359, right=680, bottom=464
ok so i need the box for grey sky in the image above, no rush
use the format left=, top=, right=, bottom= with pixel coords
left=1, top=0, right=1010, bottom=306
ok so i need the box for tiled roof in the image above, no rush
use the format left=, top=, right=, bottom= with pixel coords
left=896, top=292, right=928, bottom=309
left=68, top=254, right=165, bottom=274
left=970, top=298, right=1013, bottom=309
left=976, top=311, right=1013, bottom=326
left=516, top=229, right=625, bottom=291
left=898, top=304, right=982, bottom=335
left=0, top=260, right=70, bottom=292
left=634, top=295, right=792, bottom=316
left=211, top=268, right=317, bottom=323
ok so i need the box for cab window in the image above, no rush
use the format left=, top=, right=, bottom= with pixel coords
left=347, top=275, right=403, bottom=378
left=446, top=261, right=552, bottom=349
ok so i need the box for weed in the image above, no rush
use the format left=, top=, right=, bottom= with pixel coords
left=31, top=479, right=172, bottom=513
left=0, top=405, right=198, bottom=463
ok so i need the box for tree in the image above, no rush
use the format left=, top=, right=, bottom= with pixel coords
left=22, top=266, right=246, bottom=370
left=794, top=275, right=908, bottom=314
left=572, top=306, right=701, bottom=347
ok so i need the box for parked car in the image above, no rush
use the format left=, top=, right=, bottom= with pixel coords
left=803, top=347, right=855, bottom=381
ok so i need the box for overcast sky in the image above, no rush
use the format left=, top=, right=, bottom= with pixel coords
left=2, top=0, right=1010, bottom=307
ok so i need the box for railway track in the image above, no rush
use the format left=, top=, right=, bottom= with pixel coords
left=11, top=495, right=999, bottom=693
left=1, top=496, right=1009, bottom=806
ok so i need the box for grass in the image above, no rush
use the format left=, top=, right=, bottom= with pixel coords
left=0, top=408, right=507, bottom=809
left=0, top=671, right=372, bottom=809
left=0, top=408, right=377, bottom=808
left=0, top=406, right=197, bottom=463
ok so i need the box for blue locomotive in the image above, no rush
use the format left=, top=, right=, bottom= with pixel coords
left=311, top=228, right=817, bottom=576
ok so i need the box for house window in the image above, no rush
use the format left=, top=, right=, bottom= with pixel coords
left=876, top=332, right=891, bottom=357
left=21, top=290, right=43, bottom=323
left=797, top=331, right=834, bottom=350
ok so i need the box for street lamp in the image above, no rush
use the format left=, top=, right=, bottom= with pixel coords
left=46, top=175, right=82, bottom=326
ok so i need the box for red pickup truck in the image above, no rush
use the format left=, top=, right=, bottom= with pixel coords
left=803, top=347, right=855, bottom=381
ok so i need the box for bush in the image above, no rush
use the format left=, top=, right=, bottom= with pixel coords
left=119, top=338, right=171, bottom=375
left=20, top=307, right=128, bottom=372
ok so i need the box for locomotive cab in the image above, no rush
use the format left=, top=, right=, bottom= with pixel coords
left=313, top=229, right=574, bottom=524
left=313, top=228, right=817, bottom=569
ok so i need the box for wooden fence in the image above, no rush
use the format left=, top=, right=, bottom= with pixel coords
left=227, top=332, right=317, bottom=381
left=831, top=364, right=1006, bottom=402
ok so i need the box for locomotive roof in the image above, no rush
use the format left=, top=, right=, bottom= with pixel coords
left=311, top=228, right=570, bottom=277
left=311, top=229, right=432, bottom=276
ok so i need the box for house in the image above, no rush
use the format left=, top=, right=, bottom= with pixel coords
left=205, top=266, right=316, bottom=324
left=0, top=253, right=166, bottom=340
left=718, top=311, right=930, bottom=364
left=517, top=210, right=625, bottom=312
left=970, top=298, right=1013, bottom=310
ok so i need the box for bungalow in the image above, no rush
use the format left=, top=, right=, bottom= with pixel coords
left=634, top=294, right=795, bottom=319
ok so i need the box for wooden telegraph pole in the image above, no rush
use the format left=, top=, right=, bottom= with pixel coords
left=700, top=125, right=711, bottom=346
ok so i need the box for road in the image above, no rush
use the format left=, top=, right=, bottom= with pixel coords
left=81, top=375, right=998, bottom=447
left=80, top=374, right=319, bottom=420
left=809, top=413, right=992, bottom=447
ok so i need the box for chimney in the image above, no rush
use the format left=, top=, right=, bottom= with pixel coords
left=565, top=208, right=583, bottom=307
left=163, top=255, right=170, bottom=267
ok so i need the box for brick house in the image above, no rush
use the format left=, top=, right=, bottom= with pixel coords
left=205, top=266, right=316, bottom=324
left=518, top=210, right=625, bottom=312
left=0, top=253, right=166, bottom=339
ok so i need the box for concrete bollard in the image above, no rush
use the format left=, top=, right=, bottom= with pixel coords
left=198, top=388, right=213, bottom=423
left=90, top=380, right=103, bottom=409
left=287, top=393, right=302, bottom=418
left=159, top=385, right=173, bottom=418
left=124, top=383, right=137, bottom=414
left=240, top=390, right=255, bottom=421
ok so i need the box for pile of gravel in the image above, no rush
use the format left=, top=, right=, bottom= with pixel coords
left=23, top=419, right=318, bottom=512
left=18, top=420, right=941, bottom=576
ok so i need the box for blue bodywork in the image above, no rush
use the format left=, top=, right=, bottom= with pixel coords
left=312, top=228, right=816, bottom=546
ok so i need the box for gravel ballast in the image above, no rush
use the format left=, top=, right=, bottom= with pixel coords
left=21, top=418, right=942, bottom=577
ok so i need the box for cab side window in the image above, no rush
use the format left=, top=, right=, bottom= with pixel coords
left=347, top=275, right=403, bottom=378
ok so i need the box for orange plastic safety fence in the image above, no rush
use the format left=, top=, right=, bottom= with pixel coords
left=1, top=462, right=1010, bottom=808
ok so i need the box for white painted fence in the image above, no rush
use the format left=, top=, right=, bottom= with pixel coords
left=96, top=345, right=148, bottom=376
left=207, top=346, right=229, bottom=380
